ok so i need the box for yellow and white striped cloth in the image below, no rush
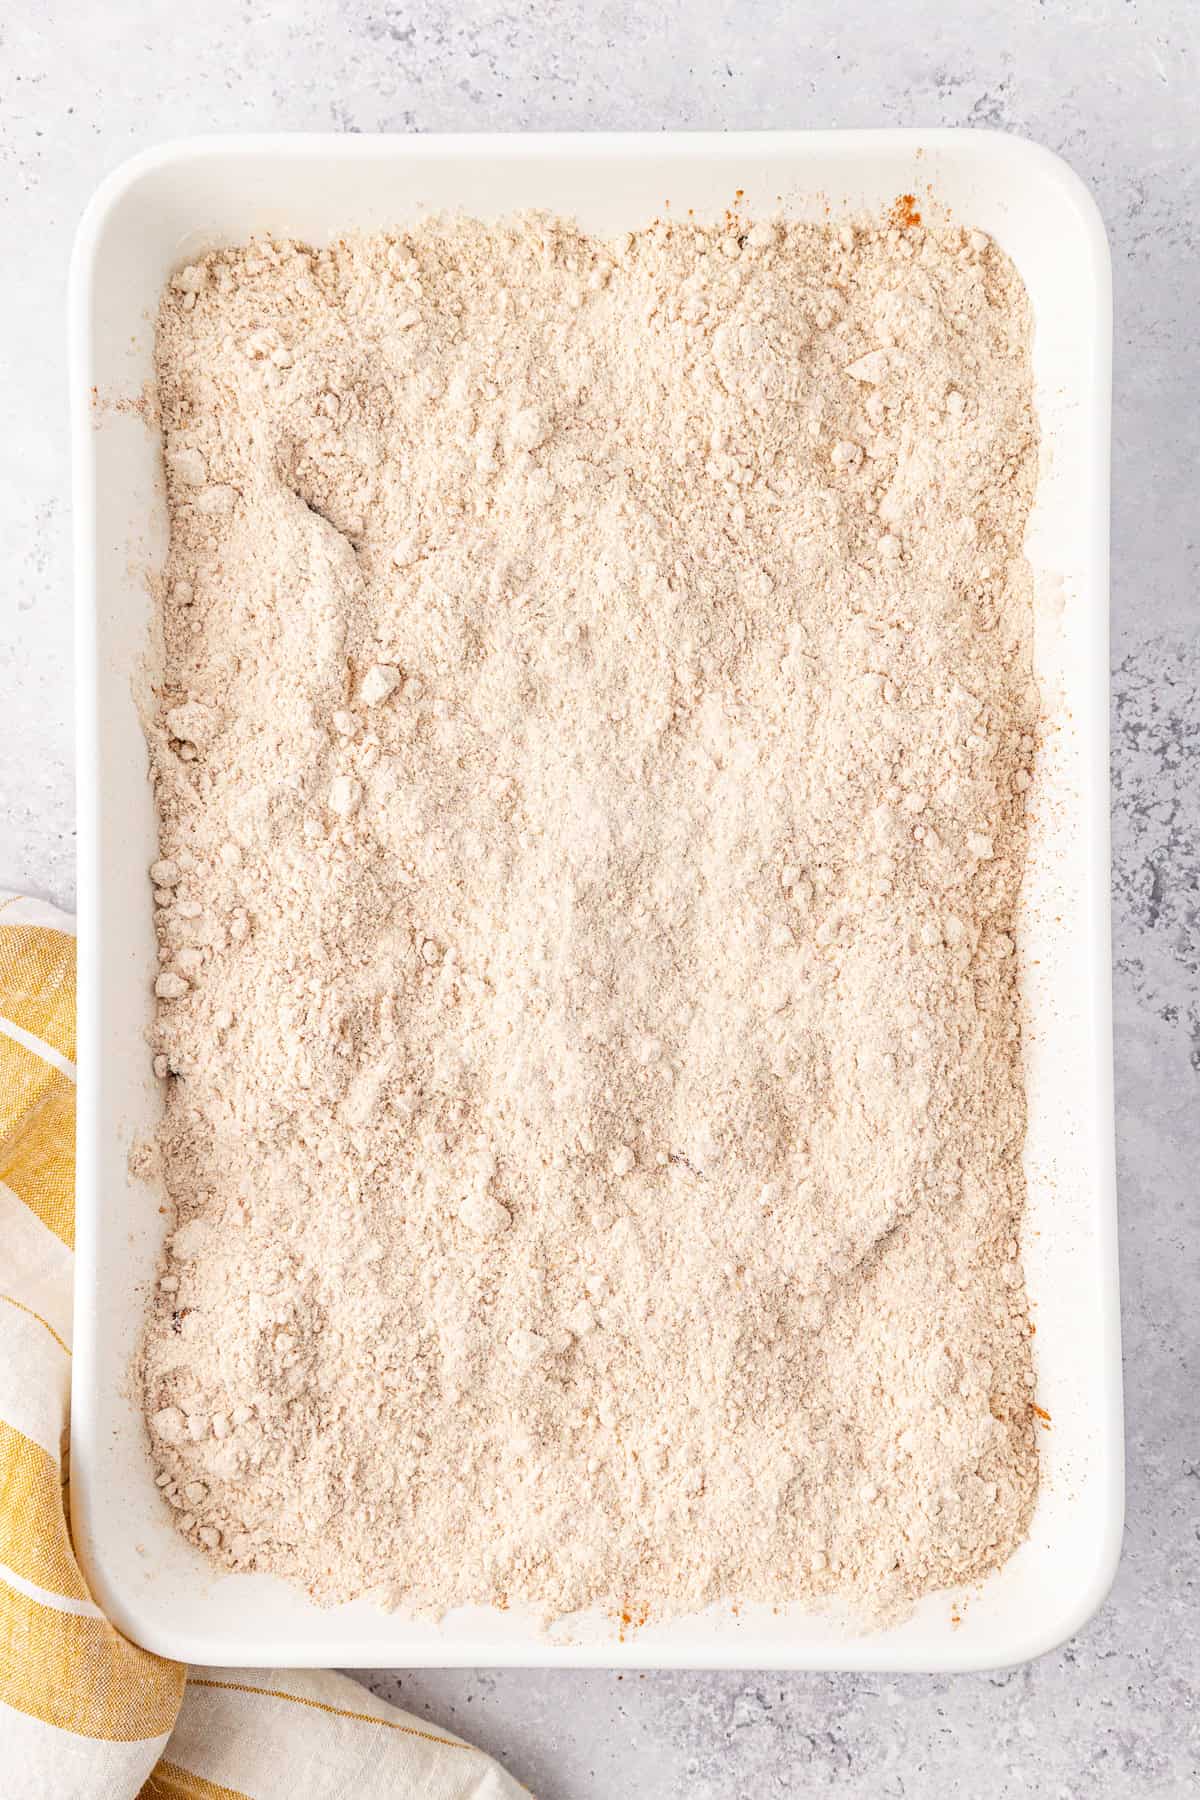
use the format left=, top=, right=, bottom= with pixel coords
left=0, top=894, right=527, bottom=1800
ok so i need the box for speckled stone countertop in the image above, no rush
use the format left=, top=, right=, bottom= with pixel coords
left=4, top=2, right=1196, bottom=1793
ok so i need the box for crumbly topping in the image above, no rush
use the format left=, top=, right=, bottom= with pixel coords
left=141, top=210, right=1039, bottom=1625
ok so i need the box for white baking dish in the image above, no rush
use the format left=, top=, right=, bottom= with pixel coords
left=70, top=130, right=1120, bottom=1671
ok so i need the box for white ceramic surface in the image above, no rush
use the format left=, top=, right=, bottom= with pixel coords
left=70, top=129, right=1120, bottom=1672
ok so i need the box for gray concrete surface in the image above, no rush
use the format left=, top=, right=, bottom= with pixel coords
left=2, top=1, right=1196, bottom=1793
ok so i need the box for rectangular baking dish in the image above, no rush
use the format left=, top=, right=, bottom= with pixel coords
left=70, top=130, right=1120, bottom=1671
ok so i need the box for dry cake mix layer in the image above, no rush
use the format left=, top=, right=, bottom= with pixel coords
left=141, top=211, right=1040, bottom=1622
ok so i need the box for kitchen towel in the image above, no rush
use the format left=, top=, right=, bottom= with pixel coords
left=0, top=893, right=526, bottom=1800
